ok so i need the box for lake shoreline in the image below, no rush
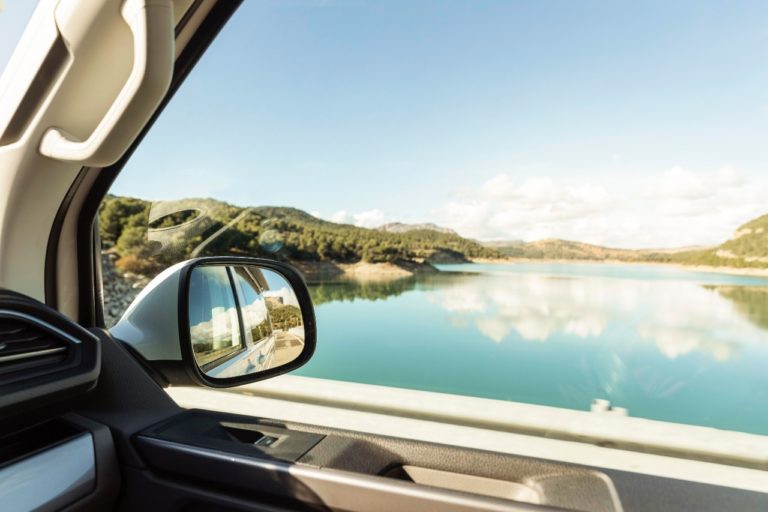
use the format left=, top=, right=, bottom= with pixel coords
left=468, top=257, right=768, bottom=278
left=291, top=259, right=439, bottom=281
left=294, top=257, right=768, bottom=281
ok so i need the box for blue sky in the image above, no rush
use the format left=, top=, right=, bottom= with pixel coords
left=0, top=1, right=37, bottom=67
left=3, top=1, right=768, bottom=247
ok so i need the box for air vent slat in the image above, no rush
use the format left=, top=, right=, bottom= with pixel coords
left=0, top=325, right=26, bottom=335
left=3, top=332, right=47, bottom=343
left=0, top=346, right=67, bottom=363
left=0, top=317, right=70, bottom=379
left=0, top=338, right=63, bottom=356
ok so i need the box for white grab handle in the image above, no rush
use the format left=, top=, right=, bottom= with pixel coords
left=39, top=0, right=174, bottom=166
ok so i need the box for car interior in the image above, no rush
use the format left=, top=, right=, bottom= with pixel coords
left=1, top=1, right=767, bottom=511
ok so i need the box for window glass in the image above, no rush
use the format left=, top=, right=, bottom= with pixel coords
left=101, top=1, right=768, bottom=437
left=189, top=266, right=242, bottom=370
left=232, top=267, right=273, bottom=346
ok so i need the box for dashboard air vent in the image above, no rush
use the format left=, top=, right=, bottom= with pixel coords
left=0, top=314, right=70, bottom=380
left=0, top=290, right=100, bottom=418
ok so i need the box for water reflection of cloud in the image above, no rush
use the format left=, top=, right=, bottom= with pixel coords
left=429, top=275, right=611, bottom=343
left=475, top=317, right=513, bottom=343
left=637, top=326, right=738, bottom=362
left=427, top=273, right=766, bottom=361
left=564, top=317, right=605, bottom=338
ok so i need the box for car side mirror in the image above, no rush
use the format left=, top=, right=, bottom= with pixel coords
left=110, top=257, right=316, bottom=387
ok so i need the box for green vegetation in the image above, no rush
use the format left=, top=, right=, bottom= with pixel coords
left=488, top=239, right=647, bottom=261
left=307, top=273, right=487, bottom=305
left=704, top=286, right=768, bottom=331
left=248, top=318, right=273, bottom=341
left=99, top=195, right=501, bottom=278
left=309, top=278, right=418, bottom=305
left=646, top=250, right=768, bottom=269
left=266, top=303, right=302, bottom=330
left=193, top=342, right=241, bottom=368
left=645, top=215, right=768, bottom=268
left=717, top=214, right=768, bottom=260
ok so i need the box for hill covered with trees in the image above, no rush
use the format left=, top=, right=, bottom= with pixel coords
left=715, top=214, right=768, bottom=262
left=485, top=239, right=650, bottom=261
left=99, top=195, right=501, bottom=276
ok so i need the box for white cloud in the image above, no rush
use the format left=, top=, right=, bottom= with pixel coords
left=432, top=174, right=615, bottom=242
left=324, top=208, right=390, bottom=229
left=651, top=166, right=711, bottom=199
left=315, top=166, right=764, bottom=248
left=328, top=210, right=350, bottom=224
left=352, top=209, right=387, bottom=228
left=429, top=166, right=768, bottom=248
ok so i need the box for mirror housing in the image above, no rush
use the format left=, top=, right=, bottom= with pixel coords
left=110, top=257, right=316, bottom=387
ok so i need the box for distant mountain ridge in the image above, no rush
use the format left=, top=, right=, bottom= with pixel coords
left=378, top=222, right=457, bottom=235
left=483, top=239, right=649, bottom=261
left=483, top=213, right=768, bottom=269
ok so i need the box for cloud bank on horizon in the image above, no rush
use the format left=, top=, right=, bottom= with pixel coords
left=320, top=166, right=767, bottom=250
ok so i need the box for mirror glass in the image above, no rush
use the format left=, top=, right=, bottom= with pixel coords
left=188, top=264, right=306, bottom=379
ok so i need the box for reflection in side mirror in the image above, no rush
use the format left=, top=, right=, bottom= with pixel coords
left=110, top=257, right=316, bottom=388
left=188, top=265, right=306, bottom=379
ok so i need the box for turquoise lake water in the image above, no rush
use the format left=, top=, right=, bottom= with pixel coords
left=294, top=262, right=768, bottom=435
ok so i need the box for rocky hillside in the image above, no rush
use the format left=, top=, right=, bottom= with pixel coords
left=715, top=214, right=768, bottom=263
left=659, top=221, right=767, bottom=269
left=378, top=222, right=457, bottom=235
left=102, top=252, right=150, bottom=326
